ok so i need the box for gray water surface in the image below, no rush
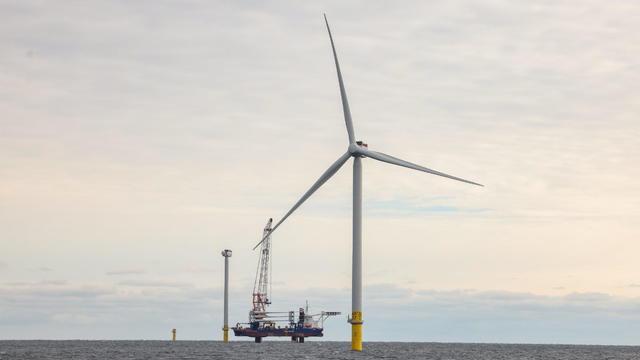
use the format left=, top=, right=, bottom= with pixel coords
left=1, top=341, right=639, bottom=360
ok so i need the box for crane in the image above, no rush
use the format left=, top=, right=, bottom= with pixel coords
left=251, top=218, right=273, bottom=323
left=233, top=218, right=340, bottom=343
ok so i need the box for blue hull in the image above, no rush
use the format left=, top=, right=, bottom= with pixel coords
left=233, top=327, right=323, bottom=338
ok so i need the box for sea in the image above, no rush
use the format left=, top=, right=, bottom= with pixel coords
left=1, top=341, right=639, bottom=360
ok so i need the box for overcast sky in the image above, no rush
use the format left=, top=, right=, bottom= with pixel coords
left=1, top=0, right=640, bottom=344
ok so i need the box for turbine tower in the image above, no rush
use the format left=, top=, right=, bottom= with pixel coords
left=253, top=15, right=483, bottom=351
left=221, top=249, right=232, bottom=342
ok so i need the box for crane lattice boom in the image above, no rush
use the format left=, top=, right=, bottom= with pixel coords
left=252, top=218, right=273, bottom=317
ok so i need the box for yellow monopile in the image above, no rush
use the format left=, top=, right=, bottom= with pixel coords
left=351, top=311, right=362, bottom=351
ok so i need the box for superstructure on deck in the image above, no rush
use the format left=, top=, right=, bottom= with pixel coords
left=232, top=219, right=339, bottom=343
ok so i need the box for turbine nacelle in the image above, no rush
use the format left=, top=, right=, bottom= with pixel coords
left=348, top=141, right=368, bottom=157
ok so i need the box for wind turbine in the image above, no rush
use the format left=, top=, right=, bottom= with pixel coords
left=253, top=15, right=483, bottom=351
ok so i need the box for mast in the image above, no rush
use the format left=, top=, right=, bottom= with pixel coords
left=252, top=218, right=273, bottom=317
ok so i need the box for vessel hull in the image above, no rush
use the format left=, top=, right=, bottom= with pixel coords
left=232, top=327, right=323, bottom=338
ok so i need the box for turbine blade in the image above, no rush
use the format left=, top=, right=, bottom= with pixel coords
left=360, top=148, right=483, bottom=187
left=324, top=14, right=356, bottom=144
left=253, top=152, right=352, bottom=250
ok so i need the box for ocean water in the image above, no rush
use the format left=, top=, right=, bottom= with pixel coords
left=1, top=341, right=639, bottom=360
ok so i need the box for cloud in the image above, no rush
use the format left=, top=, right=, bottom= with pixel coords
left=366, top=283, right=413, bottom=299
left=0, top=279, right=225, bottom=339
left=184, top=266, right=216, bottom=273
left=117, top=280, right=193, bottom=288
left=105, top=269, right=146, bottom=276
left=366, top=198, right=491, bottom=217
left=2, top=281, right=640, bottom=343
left=51, top=313, right=101, bottom=325
left=38, top=280, right=67, bottom=286
left=3, top=283, right=113, bottom=299
left=1, top=0, right=640, bottom=343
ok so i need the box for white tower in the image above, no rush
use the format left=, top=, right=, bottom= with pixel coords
left=221, top=249, right=232, bottom=342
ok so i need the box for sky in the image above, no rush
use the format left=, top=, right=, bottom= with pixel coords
left=1, top=0, right=640, bottom=344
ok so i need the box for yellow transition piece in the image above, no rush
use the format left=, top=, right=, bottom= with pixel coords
left=351, top=311, right=363, bottom=351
